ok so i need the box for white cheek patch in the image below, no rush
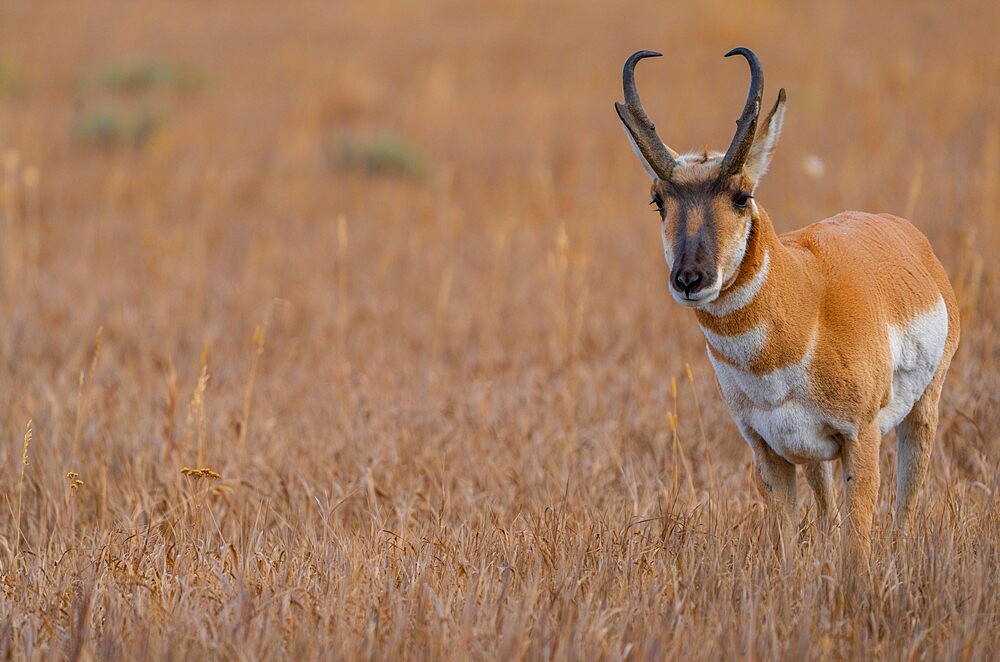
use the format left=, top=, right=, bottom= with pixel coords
left=733, top=214, right=753, bottom=264
left=710, top=216, right=754, bottom=309
left=661, top=228, right=674, bottom=269
left=702, top=250, right=771, bottom=317
left=876, top=297, right=949, bottom=434
left=715, top=228, right=750, bottom=296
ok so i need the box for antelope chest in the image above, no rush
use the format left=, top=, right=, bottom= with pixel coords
left=701, top=297, right=949, bottom=463
left=702, top=324, right=844, bottom=464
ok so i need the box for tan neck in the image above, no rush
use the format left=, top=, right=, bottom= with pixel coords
left=695, top=205, right=821, bottom=373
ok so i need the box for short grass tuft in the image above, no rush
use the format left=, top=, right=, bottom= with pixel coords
left=90, top=58, right=207, bottom=95
left=71, top=107, right=163, bottom=150
left=337, top=133, right=426, bottom=178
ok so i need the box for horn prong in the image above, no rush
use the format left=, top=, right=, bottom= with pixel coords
left=720, top=47, right=764, bottom=178
left=616, top=50, right=676, bottom=181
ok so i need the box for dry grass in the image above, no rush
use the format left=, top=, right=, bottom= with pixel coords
left=0, top=0, right=997, bottom=658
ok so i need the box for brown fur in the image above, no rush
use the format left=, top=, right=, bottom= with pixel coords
left=696, top=208, right=959, bottom=424
left=696, top=203, right=960, bottom=566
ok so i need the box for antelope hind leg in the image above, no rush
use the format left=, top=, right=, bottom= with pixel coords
left=894, top=371, right=947, bottom=531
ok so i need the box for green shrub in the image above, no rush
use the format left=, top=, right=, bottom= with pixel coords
left=90, top=58, right=206, bottom=95
left=338, top=134, right=426, bottom=178
left=72, top=107, right=164, bottom=150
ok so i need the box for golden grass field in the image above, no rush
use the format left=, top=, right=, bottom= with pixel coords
left=0, top=0, right=997, bottom=658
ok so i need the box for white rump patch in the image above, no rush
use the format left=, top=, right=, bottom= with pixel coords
left=877, top=298, right=949, bottom=434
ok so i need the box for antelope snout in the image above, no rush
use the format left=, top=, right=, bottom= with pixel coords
left=672, top=267, right=711, bottom=299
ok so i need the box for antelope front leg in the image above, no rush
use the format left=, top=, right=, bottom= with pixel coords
left=804, top=461, right=839, bottom=531
left=747, top=434, right=797, bottom=549
left=841, top=422, right=881, bottom=574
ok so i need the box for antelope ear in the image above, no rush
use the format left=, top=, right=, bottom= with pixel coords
left=744, top=88, right=786, bottom=189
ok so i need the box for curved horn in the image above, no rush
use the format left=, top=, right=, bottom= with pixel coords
left=615, top=50, right=677, bottom=180
left=719, top=47, right=764, bottom=178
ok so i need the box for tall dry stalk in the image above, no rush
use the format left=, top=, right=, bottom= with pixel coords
left=72, top=326, right=102, bottom=460
left=429, top=265, right=453, bottom=381
left=13, top=420, right=32, bottom=566
left=686, top=362, right=717, bottom=495
left=238, top=302, right=274, bottom=455
left=487, top=224, right=511, bottom=357
left=954, top=128, right=997, bottom=324
left=669, top=376, right=697, bottom=502
left=21, top=165, right=40, bottom=294
left=183, top=353, right=211, bottom=467
left=550, top=223, right=570, bottom=367
left=2, top=150, right=20, bottom=294
left=336, top=214, right=350, bottom=379
left=904, top=158, right=924, bottom=222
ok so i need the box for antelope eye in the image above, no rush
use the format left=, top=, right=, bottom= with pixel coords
left=650, top=195, right=665, bottom=215
left=732, top=192, right=752, bottom=210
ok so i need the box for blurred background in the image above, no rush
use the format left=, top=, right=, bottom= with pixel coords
left=0, top=0, right=997, bottom=657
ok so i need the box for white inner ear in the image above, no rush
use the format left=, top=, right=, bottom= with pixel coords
left=745, top=101, right=786, bottom=188
left=619, top=118, right=658, bottom=179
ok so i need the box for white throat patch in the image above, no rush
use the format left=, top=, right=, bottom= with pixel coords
left=700, top=323, right=768, bottom=367
left=702, top=250, right=771, bottom=317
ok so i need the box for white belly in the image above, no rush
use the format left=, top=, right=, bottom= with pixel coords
left=876, top=297, right=949, bottom=434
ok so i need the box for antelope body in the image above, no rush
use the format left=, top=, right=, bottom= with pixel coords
left=615, top=49, right=959, bottom=564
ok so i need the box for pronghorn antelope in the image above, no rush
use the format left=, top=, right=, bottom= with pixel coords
left=615, top=48, right=959, bottom=564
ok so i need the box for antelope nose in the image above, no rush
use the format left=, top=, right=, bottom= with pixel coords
left=673, top=269, right=704, bottom=297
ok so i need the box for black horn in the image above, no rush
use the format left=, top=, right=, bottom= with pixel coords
left=719, top=47, right=764, bottom=178
left=615, top=50, right=677, bottom=181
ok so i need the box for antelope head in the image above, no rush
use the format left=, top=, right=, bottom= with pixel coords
left=616, top=48, right=786, bottom=307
